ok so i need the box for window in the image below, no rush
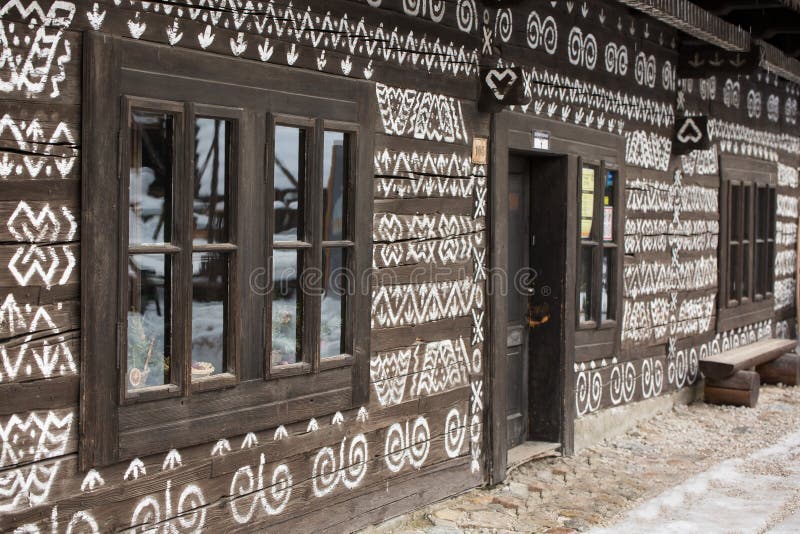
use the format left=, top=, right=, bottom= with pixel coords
left=268, top=121, right=355, bottom=376
left=81, top=35, right=372, bottom=468
left=718, top=155, right=777, bottom=332
left=124, top=100, right=240, bottom=402
left=577, top=161, right=621, bottom=328
left=724, top=181, right=776, bottom=306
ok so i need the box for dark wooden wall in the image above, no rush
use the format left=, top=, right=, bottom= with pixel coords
left=0, top=0, right=486, bottom=531
left=0, top=0, right=798, bottom=531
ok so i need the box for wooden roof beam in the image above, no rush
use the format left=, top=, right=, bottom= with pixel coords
left=617, top=0, right=751, bottom=51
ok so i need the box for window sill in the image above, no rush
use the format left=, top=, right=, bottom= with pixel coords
left=191, top=372, right=238, bottom=393
left=270, top=362, right=312, bottom=379
left=717, top=298, right=774, bottom=332
left=123, top=383, right=181, bottom=405
left=320, top=353, right=354, bottom=371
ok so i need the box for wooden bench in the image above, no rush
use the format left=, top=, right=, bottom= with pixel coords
left=700, top=338, right=798, bottom=407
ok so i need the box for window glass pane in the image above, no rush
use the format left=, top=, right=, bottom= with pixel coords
left=603, top=169, right=616, bottom=242
left=601, top=248, right=615, bottom=321
left=768, top=188, right=776, bottom=241
left=580, top=166, right=596, bottom=240
left=579, top=245, right=593, bottom=323
left=129, top=110, right=174, bottom=245
left=743, top=185, right=752, bottom=241
left=742, top=242, right=750, bottom=299
left=323, top=131, right=347, bottom=242
left=274, top=126, right=305, bottom=242
left=321, top=248, right=346, bottom=359
left=755, top=242, right=765, bottom=296
left=271, top=249, right=302, bottom=366
left=764, top=241, right=775, bottom=293
left=194, top=118, right=231, bottom=245
left=729, top=243, right=739, bottom=301
left=127, top=254, right=171, bottom=390
left=730, top=184, right=741, bottom=241
left=192, top=252, right=227, bottom=378
left=757, top=186, right=768, bottom=240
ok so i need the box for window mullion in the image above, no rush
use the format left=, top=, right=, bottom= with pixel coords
left=306, top=119, right=325, bottom=372
left=592, top=161, right=605, bottom=325
left=177, top=104, right=192, bottom=396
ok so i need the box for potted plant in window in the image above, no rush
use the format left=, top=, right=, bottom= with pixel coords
left=127, top=315, right=156, bottom=388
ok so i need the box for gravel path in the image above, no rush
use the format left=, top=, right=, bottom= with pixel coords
left=361, top=385, right=800, bottom=533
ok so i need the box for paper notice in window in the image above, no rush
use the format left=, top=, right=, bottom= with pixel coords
left=580, top=168, right=595, bottom=239
left=603, top=206, right=613, bottom=241
left=581, top=167, right=595, bottom=192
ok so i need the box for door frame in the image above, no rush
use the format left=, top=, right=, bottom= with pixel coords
left=489, top=110, right=617, bottom=483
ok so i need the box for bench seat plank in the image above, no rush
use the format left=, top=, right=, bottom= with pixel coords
left=699, top=338, right=798, bottom=380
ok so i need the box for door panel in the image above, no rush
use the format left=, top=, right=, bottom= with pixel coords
left=506, top=154, right=530, bottom=449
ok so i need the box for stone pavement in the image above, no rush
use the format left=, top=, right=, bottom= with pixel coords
left=359, top=385, right=800, bottom=533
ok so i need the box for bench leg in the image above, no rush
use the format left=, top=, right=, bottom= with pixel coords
left=756, top=353, right=800, bottom=386
left=704, top=370, right=760, bottom=408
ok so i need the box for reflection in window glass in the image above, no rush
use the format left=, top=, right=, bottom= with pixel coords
left=580, top=166, right=596, bottom=240
left=129, top=111, right=174, bottom=245
left=274, top=126, right=305, bottom=242
left=729, top=243, right=739, bottom=299
left=127, top=254, right=171, bottom=390
left=194, top=118, right=231, bottom=245
left=323, top=132, right=347, bottom=241
left=579, top=246, right=593, bottom=323
left=271, top=250, right=302, bottom=366
left=601, top=249, right=615, bottom=322
left=321, top=248, right=346, bottom=359
left=192, top=252, right=227, bottom=378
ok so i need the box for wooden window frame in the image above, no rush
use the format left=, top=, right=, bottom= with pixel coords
left=718, top=155, right=776, bottom=332
left=80, top=34, right=373, bottom=469
left=575, top=158, right=623, bottom=332
left=265, top=116, right=359, bottom=379
left=120, top=98, right=243, bottom=405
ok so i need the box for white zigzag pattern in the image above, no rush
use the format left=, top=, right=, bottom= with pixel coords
left=0, top=1, right=75, bottom=98
left=376, top=84, right=469, bottom=144
left=623, top=256, right=717, bottom=299
left=624, top=130, right=671, bottom=171
left=0, top=461, right=60, bottom=511
left=522, top=67, right=674, bottom=130
left=374, top=149, right=478, bottom=177
left=373, top=213, right=483, bottom=242
left=0, top=115, right=77, bottom=179
left=115, top=0, right=478, bottom=77
left=373, top=234, right=483, bottom=268
left=0, top=410, right=72, bottom=468
left=371, top=279, right=484, bottom=328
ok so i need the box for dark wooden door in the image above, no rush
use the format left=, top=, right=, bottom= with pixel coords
left=506, top=154, right=531, bottom=449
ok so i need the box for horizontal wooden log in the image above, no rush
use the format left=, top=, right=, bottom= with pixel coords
left=705, top=370, right=760, bottom=391
left=699, top=338, right=798, bottom=380
left=374, top=197, right=473, bottom=216
left=0, top=375, right=78, bottom=415
left=0, top=243, right=79, bottom=289
left=0, top=179, right=79, bottom=203
left=0, top=200, right=79, bottom=244
left=371, top=316, right=472, bottom=353
left=757, top=353, right=800, bottom=386
left=704, top=385, right=759, bottom=408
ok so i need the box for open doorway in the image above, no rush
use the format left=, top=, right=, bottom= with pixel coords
left=505, top=152, right=568, bottom=451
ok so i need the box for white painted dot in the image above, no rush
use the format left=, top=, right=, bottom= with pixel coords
left=12, top=35, right=19, bottom=46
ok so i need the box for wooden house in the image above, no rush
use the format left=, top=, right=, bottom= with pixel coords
left=1, top=0, right=798, bottom=531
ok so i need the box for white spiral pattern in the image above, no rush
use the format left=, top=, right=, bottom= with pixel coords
left=456, top=0, right=477, bottom=32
